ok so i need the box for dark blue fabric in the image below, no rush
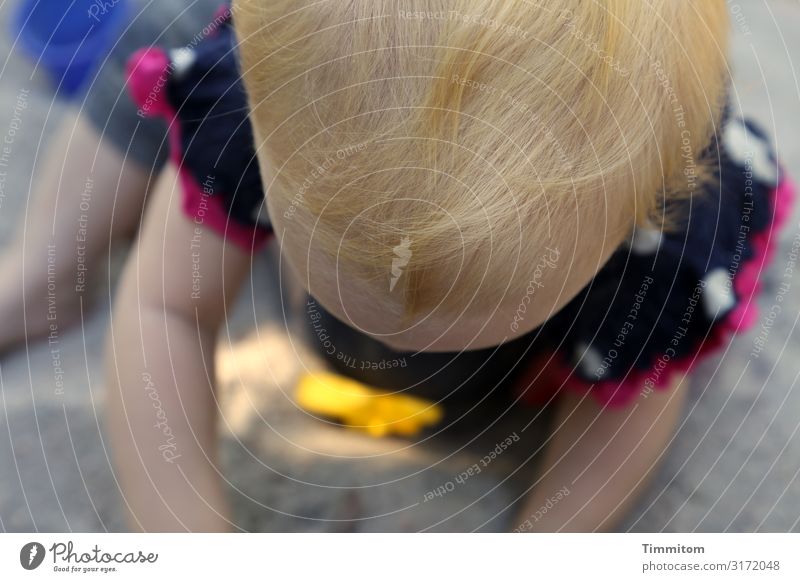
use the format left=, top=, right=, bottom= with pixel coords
left=166, top=15, right=270, bottom=233
left=546, top=129, right=774, bottom=382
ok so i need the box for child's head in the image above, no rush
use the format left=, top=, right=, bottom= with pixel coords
left=234, top=0, right=729, bottom=351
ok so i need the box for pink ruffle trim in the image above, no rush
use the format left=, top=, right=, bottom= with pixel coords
left=126, top=47, right=271, bottom=254
left=518, top=175, right=797, bottom=409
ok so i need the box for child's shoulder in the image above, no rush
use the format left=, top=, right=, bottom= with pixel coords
left=126, top=10, right=271, bottom=251
left=545, top=114, right=794, bottom=407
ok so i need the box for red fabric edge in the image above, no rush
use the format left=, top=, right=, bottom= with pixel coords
left=518, top=175, right=797, bottom=409
left=126, top=47, right=271, bottom=254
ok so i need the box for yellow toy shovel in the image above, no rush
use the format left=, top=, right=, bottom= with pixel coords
left=296, top=372, right=443, bottom=437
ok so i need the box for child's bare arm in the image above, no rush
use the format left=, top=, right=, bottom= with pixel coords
left=105, top=164, right=252, bottom=532
left=514, top=375, right=688, bottom=532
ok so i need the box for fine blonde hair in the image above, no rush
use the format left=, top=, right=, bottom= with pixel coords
left=234, top=0, right=729, bottom=318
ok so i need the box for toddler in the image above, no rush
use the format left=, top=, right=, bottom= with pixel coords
left=101, top=0, right=794, bottom=531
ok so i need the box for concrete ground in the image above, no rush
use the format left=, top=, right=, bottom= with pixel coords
left=0, top=1, right=799, bottom=532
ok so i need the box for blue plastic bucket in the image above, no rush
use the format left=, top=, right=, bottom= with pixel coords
left=12, top=0, right=129, bottom=97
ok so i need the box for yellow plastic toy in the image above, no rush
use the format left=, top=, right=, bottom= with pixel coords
left=296, top=372, right=443, bottom=437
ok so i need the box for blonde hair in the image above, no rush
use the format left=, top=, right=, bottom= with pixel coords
left=234, top=0, right=729, bottom=318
